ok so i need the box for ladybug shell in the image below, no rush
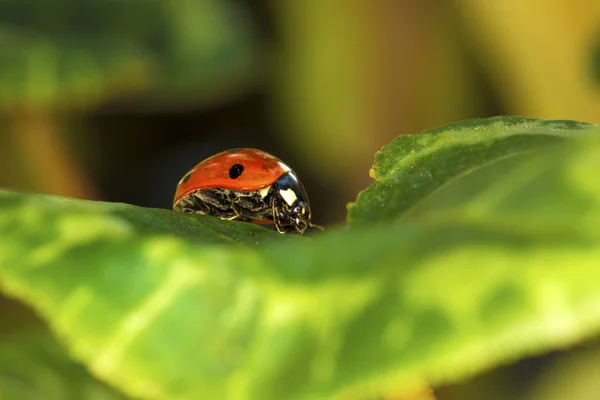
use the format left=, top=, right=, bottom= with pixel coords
left=173, top=148, right=292, bottom=204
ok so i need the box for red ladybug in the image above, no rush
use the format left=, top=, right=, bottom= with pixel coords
left=173, top=148, right=323, bottom=234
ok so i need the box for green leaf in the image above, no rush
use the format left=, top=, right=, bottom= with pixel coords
left=0, top=328, right=127, bottom=400
left=1, top=117, right=600, bottom=400
left=0, top=193, right=301, bottom=247
left=0, top=0, right=261, bottom=110
left=347, top=116, right=598, bottom=226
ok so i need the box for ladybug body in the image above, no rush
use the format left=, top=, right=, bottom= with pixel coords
left=173, top=148, right=322, bottom=234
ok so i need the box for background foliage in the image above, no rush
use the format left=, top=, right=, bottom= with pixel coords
left=2, top=1, right=600, bottom=399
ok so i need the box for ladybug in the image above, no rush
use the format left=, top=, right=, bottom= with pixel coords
left=173, top=148, right=323, bottom=234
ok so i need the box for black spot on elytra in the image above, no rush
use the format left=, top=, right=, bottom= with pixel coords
left=229, top=163, right=244, bottom=179
left=182, top=172, right=192, bottom=183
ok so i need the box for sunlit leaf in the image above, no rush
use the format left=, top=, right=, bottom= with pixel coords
left=1, top=118, right=600, bottom=399
left=347, top=116, right=597, bottom=226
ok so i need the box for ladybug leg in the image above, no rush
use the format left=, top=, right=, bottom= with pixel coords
left=175, top=191, right=212, bottom=214
left=309, top=222, right=325, bottom=231
left=190, top=193, right=211, bottom=214
left=222, top=197, right=245, bottom=221
left=222, top=204, right=242, bottom=221
left=271, top=197, right=287, bottom=234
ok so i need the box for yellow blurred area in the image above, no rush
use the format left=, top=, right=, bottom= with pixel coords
left=455, top=0, right=600, bottom=119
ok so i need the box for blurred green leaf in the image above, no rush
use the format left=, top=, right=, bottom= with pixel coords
left=1, top=118, right=600, bottom=399
left=347, top=116, right=597, bottom=226
left=0, top=0, right=261, bottom=110
left=0, top=329, right=127, bottom=400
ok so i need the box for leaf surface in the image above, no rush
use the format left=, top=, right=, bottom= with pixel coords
left=1, top=118, right=600, bottom=399
left=347, top=116, right=597, bottom=226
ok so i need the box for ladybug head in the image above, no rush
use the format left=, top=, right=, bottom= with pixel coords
left=272, top=171, right=317, bottom=234
left=290, top=201, right=311, bottom=233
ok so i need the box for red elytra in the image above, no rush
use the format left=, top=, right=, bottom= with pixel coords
left=173, top=148, right=291, bottom=203
left=172, top=148, right=323, bottom=234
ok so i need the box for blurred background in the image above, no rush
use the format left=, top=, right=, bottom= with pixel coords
left=1, top=0, right=600, bottom=399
